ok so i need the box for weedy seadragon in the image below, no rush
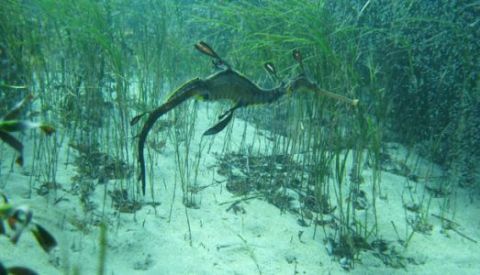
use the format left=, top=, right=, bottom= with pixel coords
left=132, top=41, right=358, bottom=195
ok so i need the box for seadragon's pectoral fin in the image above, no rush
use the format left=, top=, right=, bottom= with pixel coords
left=136, top=78, right=206, bottom=195
left=203, top=102, right=242, bottom=136
left=203, top=110, right=234, bottom=136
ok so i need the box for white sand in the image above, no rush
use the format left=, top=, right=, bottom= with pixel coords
left=1, top=105, right=479, bottom=275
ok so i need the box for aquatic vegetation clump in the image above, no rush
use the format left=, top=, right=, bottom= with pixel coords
left=216, top=150, right=417, bottom=269
left=0, top=93, right=55, bottom=165
left=346, top=1, right=480, bottom=187
left=0, top=194, right=57, bottom=275
left=69, top=142, right=133, bottom=182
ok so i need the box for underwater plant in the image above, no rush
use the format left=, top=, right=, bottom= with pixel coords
left=0, top=193, right=57, bottom=275
left=0, top=262, right=38, bottom=275
left=132, top=41, right=358, bottom=195
left=0, top=194, right=57, bottom=251
left=0, top=93, right=55, bottom=166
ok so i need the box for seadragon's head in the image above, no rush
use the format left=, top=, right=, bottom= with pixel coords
left=265, top=49, right=359, bottom=107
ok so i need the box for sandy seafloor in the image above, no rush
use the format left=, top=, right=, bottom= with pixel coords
left=1, top=105, right=479, bottom=275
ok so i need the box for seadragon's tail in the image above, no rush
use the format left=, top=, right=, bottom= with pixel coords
left=135, top=79, right=205, bottom=195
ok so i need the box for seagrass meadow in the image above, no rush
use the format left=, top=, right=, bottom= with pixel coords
left=1, top=1, right=479, bottom=274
